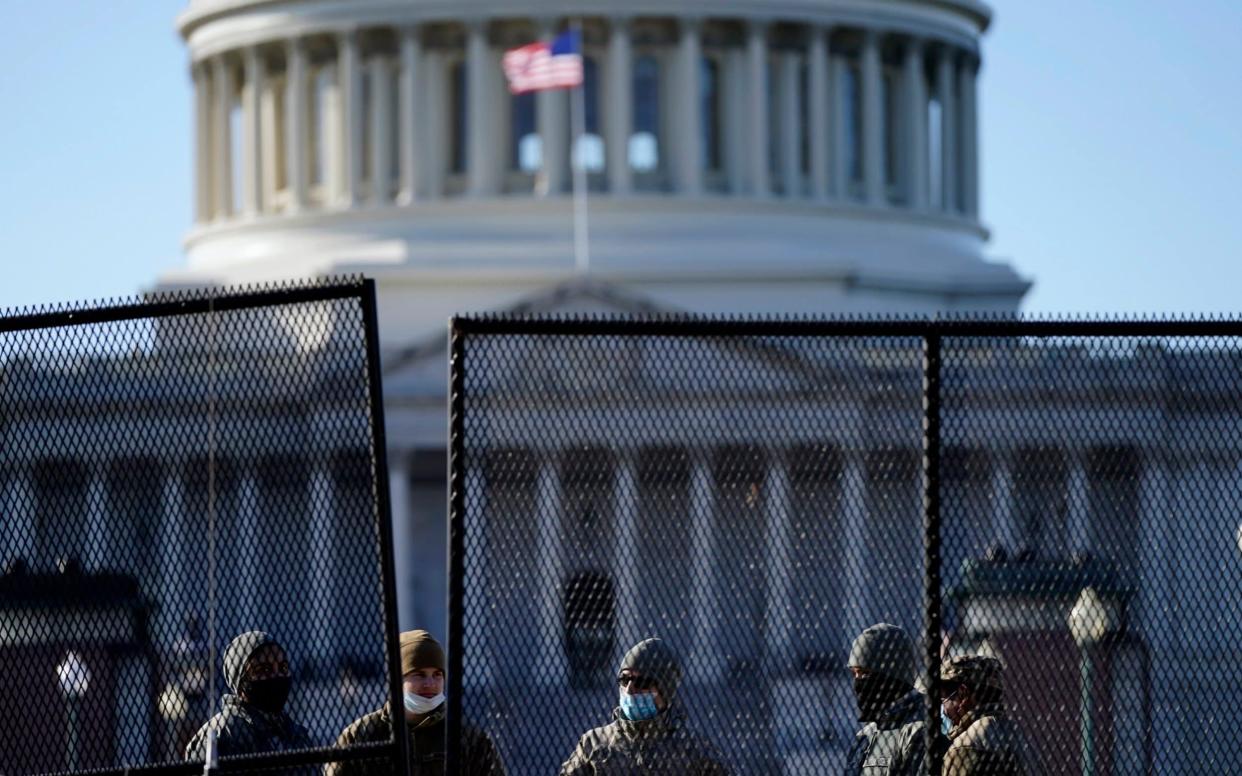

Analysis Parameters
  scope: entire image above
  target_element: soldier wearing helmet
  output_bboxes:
[844,623,929,775]
[938,655,1039,776]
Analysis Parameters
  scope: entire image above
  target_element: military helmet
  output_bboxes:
[939,654,1004,696]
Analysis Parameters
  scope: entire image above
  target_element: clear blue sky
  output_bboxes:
[1,1,1239,314]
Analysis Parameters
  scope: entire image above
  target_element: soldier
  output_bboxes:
[560,638,730,775]
[938,654,1038,776]
[185,630,313,760]
[844,623,928,775]
[327,630,504,776]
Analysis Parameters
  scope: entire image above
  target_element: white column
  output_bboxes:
[259,69,280,211]
[777,51,802,198]
[3,470,36,567]
[397,27,421,205]
[605,17,633,195]
[84,467,109,573]
[536,459,567,683]
[674,18,703,195]
[763,458,794,669]
[115,658,150,766]
[389,455,416,631]
[211,56,233,220]
[193,63,212,223]
[841,453,870,643]
[285,38,309,212]
[1138,454,1170,648]
[991,453,1020,552]
[338,31,362,207]
[688,455,723,683]
[1067,451,1091,555]
[157,469,186,649]
[860,30,885,207]
[903,38,928,210]
[466,21,496,197]
[808,28,830,200]
[537,22,569,196]
[319,63,342,202]
[830,50,850,198]
[958,54,979,217]
[746,21,770,197]
[611,455,640,652]
[241,47,263,217]
[935,45,958,213]
[368,55,394,205]
[308,466,335,664]
[236,473,259,625]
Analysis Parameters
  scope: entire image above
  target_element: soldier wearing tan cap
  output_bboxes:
[937,655,1039,776]
[328,630,505,776]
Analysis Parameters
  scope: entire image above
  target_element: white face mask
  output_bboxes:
[403,691,445,715]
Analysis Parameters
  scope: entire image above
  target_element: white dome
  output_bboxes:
[168,0,1026,335]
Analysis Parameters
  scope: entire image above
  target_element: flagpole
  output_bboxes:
[569,19,590,274]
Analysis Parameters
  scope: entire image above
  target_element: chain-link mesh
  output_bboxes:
[451,319,1242,775]
[0,280,403,776]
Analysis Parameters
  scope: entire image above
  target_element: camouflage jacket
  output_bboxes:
[844,689,928,776]
[324,705,504,776]
[184,694,313,760]
[943,703,1038,776]
[560,707,730,775]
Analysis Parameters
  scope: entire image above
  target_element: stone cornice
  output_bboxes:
[179,0,987,59]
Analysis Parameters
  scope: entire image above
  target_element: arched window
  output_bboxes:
[700,57,722,173]
[573,57,605,173]
[630,55,660,174]
[511,91,539,172]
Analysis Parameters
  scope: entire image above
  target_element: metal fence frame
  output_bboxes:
[1,278,409,776]
[446,314,1242,775]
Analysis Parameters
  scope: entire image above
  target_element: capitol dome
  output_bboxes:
[170,0,1027,331]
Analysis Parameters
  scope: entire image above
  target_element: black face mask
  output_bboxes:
[240,675,292,714]
[853,674,910,723]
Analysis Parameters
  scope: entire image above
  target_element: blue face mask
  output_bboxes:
[619,691,660,721]
[941,706,953,735]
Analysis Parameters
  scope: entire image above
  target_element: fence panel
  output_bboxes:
[0,280,404,776]
[450,324,926,774]
[451,318,1242,776]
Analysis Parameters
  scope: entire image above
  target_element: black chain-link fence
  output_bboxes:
[0,280,406,776]
[449,317,1242,775]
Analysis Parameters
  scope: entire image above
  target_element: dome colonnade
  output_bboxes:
[179,0,987,230]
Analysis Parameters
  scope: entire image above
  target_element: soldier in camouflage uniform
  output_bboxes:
[327,630,504,776]
[185,630,313,760]
[560,638,730,775]
[844,623,930,775]
[938,655,1039,776]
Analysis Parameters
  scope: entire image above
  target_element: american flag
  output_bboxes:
[502,30,583,94]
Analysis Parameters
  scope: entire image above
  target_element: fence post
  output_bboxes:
[361,279,411,776]
[922,331,943,776]
[446,317,468,776]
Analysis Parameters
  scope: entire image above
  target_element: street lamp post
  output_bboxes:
[56,651,92,772]
[1068,587,1119,776]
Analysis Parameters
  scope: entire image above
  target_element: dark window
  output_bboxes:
[511,91,538,172]
[701,57,722,172]
[843,63,863,187]
[450,61,467,174]
[631,55,660,172]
